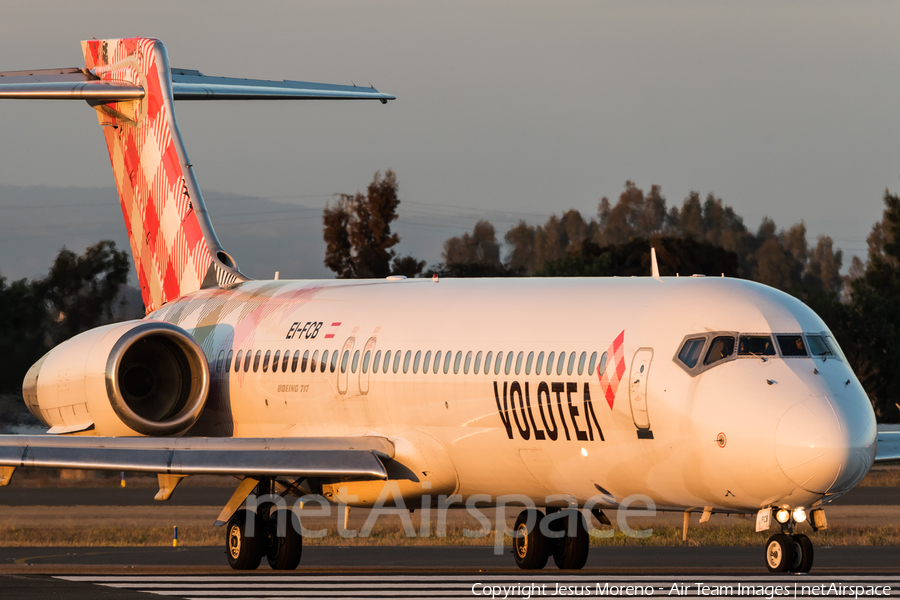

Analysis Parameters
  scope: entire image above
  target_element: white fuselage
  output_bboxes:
[147,276,877,513]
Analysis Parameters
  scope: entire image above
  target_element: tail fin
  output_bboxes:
[83,38,238,312]
[0,37,394,313]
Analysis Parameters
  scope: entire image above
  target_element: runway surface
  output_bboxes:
[1,547,900,599]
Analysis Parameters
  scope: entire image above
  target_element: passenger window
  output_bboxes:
[292,350,299,373]
[403,350,412,373]
[577,352,586,376]
[413,350,421,374]
[738,335,776,357]
[394,350,402,374]
[282,351,290,373]
[515,352,523,375]
[382,351,391,374]
[494,351,503,375]
[505,352,513,375]
[482,351,491,375]
[598,351,608,375]
[433,351,441,374]
[310,350,318,373]
[526,352,534,375]
[588,352,597,376]
[443,351,452,374]
[254,350,262,372]
[301,350,309,373]
[777,335,808,357]
[567,352,576,376]
[677,338,705,368]
[464,351,472,374]
[234,350,243,373]
[474,351,482,374]
[225,349,234,373]
[557,352,566,376]
[216,350,225,373]
[806,335,833,359]
[546,352,555,376]
[244,350,253,372]
[454,351,462,374]
[351,350,360,373]
[373,350,382,373]
[263,350,271,372]
[423,351,432,373]
[536,352,544,375]
[341,350,350,374]
[363,350,371,373]
[330,350,339,373]
[704,336,735,366]
[272,350,281,373]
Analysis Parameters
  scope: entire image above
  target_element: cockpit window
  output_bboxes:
[677,337,705,369]
[806,334,834,359]
[777,335,808,357]
[704,336,735,366]
[738,335,776,357]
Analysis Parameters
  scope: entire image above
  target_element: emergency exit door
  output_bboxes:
[629,348,654,439]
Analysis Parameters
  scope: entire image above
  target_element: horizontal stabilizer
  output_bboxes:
[875,430,900,463]
[0,67,394,103]
[0,68,143,101]
[171,69,395,102]
[0,435,393,480]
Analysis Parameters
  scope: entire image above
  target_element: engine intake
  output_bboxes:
[23,320,209,436]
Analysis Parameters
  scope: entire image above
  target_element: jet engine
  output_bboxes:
[22,320,209,436]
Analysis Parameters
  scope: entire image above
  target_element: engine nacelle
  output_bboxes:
[22,320,209,436]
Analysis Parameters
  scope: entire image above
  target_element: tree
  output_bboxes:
[323,170,407,279]
[0,240,133,392]
[442,220,502,269]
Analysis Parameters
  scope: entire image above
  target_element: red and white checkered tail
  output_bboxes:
[82,38,247,313]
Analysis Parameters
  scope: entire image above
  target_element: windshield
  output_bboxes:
[738,335,776,356]
[777,335,808,357]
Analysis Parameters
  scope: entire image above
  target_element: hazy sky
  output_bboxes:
[0,1,898,280]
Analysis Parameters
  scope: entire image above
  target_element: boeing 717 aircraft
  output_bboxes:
[0,38,897,574]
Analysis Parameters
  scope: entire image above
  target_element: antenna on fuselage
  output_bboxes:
[650,247,660,280]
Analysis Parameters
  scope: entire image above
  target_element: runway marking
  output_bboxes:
[54,574,900,600]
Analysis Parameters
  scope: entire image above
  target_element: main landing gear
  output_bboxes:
[224,480,303,571]
[513,508,590,570]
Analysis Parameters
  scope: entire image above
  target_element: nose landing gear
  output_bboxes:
[765,532,813,573]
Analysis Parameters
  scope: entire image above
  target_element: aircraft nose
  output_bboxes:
[774,395,875,494]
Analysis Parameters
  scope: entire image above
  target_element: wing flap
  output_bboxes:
[0,435,392,480]
[875,430,900,463]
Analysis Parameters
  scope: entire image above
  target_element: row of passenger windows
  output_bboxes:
[677,332,837,370]
[214,347,606,378]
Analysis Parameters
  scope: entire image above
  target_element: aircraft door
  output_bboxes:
[337,337,355,395]
[359,337,377,395]
[629,348,654,439]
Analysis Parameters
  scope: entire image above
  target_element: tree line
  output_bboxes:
[323,172,900,422]
[0,240,136,392]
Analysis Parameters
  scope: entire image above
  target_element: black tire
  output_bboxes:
[266,509,303,570]
[765,533,793,573]
[513,509,548,570]
[226,509,262,570]
[550,509,590,570]
[789,534,814,573]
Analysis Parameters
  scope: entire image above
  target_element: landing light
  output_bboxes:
[793,507,807,523]
[775,509,791,524]
[581,448,588,457]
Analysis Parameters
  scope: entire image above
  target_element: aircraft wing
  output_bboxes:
[875,430,900,463]
[0,435,392,482]
[0,68,395,102]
